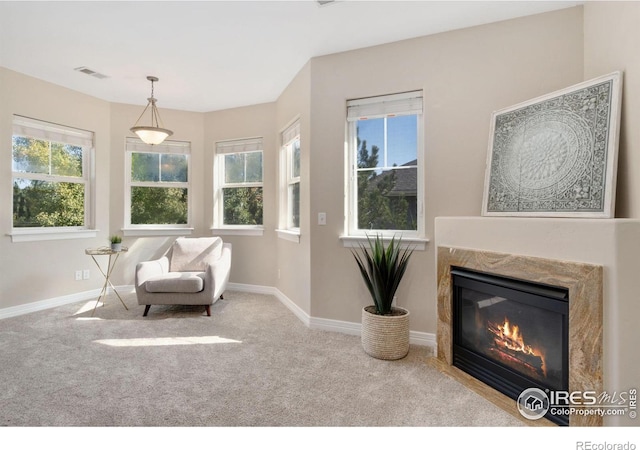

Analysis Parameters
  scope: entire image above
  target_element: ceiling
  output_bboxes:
[0,0,582,113]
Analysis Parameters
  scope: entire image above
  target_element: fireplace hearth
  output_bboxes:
[451,267,569,425]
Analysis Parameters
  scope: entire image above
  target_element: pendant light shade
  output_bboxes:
[130,76,173,145]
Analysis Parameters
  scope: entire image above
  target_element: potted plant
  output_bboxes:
[110,234,122,252]
[352,234,415,360]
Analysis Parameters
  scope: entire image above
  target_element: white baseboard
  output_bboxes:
[409,330,437,348]
[310,316,361,336]
[0,288,102,320]
[310,315,436,347]
[227,282,275,295]
[1,282,437,350]
[228,282,436,349]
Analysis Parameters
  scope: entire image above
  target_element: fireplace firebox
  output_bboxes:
[451,267,569,426]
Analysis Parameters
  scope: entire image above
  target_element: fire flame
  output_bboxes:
[497,319,534,355]
[489,317,547,378]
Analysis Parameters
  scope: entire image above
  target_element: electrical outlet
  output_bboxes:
[83,269,90,280]
[318,212,327,225]
[75,270,82,281]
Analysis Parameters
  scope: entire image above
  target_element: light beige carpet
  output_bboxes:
[0,289,524,427]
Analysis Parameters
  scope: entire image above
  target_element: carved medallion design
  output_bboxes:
[483,73,621,217]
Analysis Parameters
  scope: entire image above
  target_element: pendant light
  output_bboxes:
[130,76,173,145]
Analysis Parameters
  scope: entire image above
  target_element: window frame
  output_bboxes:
[212,137,264,236]
[9,115,96,242]
[343,91,426,246]
[277,119,301,242]
[124,137,192,236]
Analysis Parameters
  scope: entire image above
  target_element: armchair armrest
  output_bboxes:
[135,256,169,287]
[204,243,232,299]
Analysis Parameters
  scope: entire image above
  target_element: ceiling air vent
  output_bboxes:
[74,66,109,79]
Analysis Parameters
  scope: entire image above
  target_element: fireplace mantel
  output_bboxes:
[433,216,640,427]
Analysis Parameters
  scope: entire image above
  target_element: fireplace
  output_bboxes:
[435,245,603,426]
[451,267,569,425]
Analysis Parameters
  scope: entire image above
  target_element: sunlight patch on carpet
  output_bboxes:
[73,301,104,316]
[94,336,242,347]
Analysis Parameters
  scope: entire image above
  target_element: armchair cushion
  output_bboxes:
[170,237,223,272]
[145,272,205,293]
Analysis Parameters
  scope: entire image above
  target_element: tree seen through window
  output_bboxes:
[129,151,189,225]
[355,115,418,231]
[12,136,85,227]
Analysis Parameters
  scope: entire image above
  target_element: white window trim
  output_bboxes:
[213,137,264,236]
[276,228,300,243]
[124,138,192,235]
[211,226,264,237]
[344,91,425,243]
[278,118,301,240]
[8,228,99,243]
[122,227,194,237]
[10,115,96,242]
[339,234,428,251]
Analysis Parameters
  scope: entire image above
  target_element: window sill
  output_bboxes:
[9,228,99,243]
[339,235,429,251]
[122,227,194,237]
[276,229,300,243]
[211,227,264,237]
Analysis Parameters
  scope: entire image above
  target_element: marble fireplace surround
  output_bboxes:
[432,216,640,427]
[436,245,603,427]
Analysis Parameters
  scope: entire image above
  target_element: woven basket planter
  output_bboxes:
[361,305,410,360]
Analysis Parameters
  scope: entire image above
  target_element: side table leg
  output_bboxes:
[91,254,109,316]
[88,251,129,316]
[105,253,129,310]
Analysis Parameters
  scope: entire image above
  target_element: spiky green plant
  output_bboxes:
[109,234,122,244]
[352,234,414,315]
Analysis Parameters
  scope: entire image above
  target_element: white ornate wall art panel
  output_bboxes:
[482,71,623,218]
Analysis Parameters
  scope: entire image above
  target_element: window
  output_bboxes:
[125,138,191,233]
[214,138,263,234]
[11,115,95,241]
[279,120,300,237]
[345,91,424,239]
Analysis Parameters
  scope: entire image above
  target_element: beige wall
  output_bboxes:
[574,4,640,424]
[0,68,112,308]
[275,62,312,314]
[307,7,584,331]
[204,103,278,288]
[584,1,640,218]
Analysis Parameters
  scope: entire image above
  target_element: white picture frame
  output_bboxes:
[482,71,623,218]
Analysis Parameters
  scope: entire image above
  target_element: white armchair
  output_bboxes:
[135,237,231,317]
